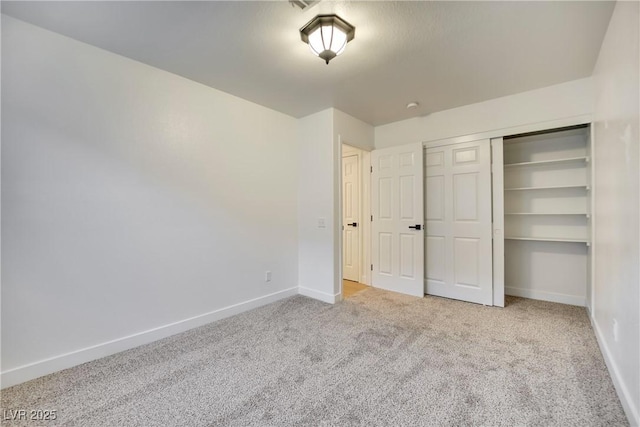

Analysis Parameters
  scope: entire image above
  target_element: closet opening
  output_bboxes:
[501,124,592,307]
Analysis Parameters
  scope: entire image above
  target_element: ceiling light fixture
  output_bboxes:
[300,14,355,64]
[406,102,420,109]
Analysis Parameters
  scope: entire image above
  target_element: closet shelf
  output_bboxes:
[505,236,590,244]
[504,185,589,191]
[504,156,589,168]
[505,212,590,217]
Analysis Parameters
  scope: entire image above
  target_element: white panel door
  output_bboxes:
[342,154,360,282]
[371,143,424,297]
[425,139,493,305]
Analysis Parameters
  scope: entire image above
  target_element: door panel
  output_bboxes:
[379,233,392,275]
[425,236,446,283]
[342,154,360,282]
[454,173,479,221]
[345,229,353,264]
[399,233,416,278]
[454,238,480,287]
[379,178,392,219]
[425,176,444,220]
[425,139,493,305]
[371,143,424,297]
[399,176,415,218]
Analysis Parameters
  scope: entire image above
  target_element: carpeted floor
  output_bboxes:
[1,288,628,426]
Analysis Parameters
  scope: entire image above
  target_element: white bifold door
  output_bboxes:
[424,139,493,305]
[371,143,424,297]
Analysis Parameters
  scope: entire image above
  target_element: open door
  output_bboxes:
[342,153,360,282]
[371,143,424,297]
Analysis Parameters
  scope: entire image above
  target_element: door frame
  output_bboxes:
[491,137,505,307]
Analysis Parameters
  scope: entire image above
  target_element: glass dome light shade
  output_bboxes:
[300,14,355,64]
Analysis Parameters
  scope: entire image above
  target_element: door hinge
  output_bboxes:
[370,264,373,271]
[370,166,373,173]
[371,215,373,221]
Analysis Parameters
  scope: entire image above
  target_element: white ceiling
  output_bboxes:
[1,1,615,126]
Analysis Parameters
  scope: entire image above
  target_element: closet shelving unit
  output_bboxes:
[501,124,592,306]
[503,126,591,245]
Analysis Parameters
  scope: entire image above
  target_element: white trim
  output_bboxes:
[505,286,585,307]
[588,123,596,315]
[590,315,640,426]
[0,287,298,389]
[491,137,505,307]
[338,137,345,298]
[336,135,343,299]
[298,286,342,304]
[423,114,592,149]
[361,151,372,286]
[341,144,360,156]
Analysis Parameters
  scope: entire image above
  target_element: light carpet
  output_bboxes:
[1,288,628,426]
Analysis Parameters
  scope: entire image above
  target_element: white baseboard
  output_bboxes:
[1,287,298,389]
[298,286,341,304]
[505,286,585,307]
[590,314,639,426]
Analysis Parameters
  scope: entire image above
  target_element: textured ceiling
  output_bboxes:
[1,1,615,126]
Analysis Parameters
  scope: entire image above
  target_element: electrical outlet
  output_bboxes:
[317,218,326,228]
[613,318,619,342]
[265,271,272,282]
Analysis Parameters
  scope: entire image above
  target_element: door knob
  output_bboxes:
[347,222,358,227]
[408,224,422,230]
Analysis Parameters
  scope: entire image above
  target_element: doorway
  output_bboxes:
[342,153,360,282]
[341,144,371,298]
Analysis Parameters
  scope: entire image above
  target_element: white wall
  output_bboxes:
[298,109,374,301]
[504,241,588,306]
[1,16,299,387]
[297,109,337,302]
[375,78,594,148]
[334,109,375,152]
[591,2,640,424]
